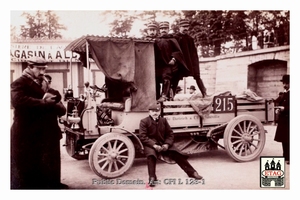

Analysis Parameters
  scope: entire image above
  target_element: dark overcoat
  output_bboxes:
[139,116,184,158]
[11,75,66,189]
[174,33,200,78]
[154,34,189,78]
[274,90,290,143]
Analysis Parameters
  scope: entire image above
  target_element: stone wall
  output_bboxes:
[199,46,290,98]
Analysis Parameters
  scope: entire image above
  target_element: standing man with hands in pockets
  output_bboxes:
[11,56,68,189]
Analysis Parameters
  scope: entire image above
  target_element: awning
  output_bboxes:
[64,35,154,53]
[64,35,156,111]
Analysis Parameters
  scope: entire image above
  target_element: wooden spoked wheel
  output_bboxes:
[89,132,135,178]
[224,115,266,162]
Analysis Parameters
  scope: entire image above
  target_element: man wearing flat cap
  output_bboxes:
[274,74,290,164]
[173,19,207,98]
[11,56,67,189]
[139,102,203,187]
[154,21,189,102]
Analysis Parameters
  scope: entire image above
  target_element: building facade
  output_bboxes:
[10,39,105,98]
[10,39,290,101]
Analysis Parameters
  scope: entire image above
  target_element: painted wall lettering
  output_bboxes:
[10,43,80,62]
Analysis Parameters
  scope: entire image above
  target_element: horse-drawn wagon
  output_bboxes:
[60,36,274,179]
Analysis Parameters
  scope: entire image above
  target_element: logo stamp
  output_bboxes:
[260,156,285,188]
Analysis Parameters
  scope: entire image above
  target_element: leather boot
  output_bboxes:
[195,78,207,98]
[129,82,138,92]
[188,171,203,180]
[148,177,158,187]
[157,79,171,102]
[168,88,174,101]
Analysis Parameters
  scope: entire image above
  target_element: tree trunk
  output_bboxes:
[214,40,221,56]
[245,35,249,49]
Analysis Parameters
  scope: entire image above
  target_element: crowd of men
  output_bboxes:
[144,19,207,102]
[138,19,207,187]
[10,18,289,189]
[140,19,290,187]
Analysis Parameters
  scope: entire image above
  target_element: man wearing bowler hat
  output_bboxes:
[11,56,68,189]
[274,74,290,164]
[173,19,207,98]
[139,102,203,187]
[154,21,189,102]
[188,85,197,95]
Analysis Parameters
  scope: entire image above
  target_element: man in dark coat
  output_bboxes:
[11,56,67,189]
[154,21,189,102]
[274,74,290,164]
[139,102,203,187]
[173,19,207,98]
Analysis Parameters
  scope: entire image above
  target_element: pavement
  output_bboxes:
[9,108,291,191]
[59,124,290,190]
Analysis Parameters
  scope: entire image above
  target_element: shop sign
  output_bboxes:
[10,43,80,62]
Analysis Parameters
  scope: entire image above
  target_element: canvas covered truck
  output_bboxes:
[59,36,275,179]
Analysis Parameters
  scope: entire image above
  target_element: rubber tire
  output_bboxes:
[224,115,266,162]
[89,132,135,178]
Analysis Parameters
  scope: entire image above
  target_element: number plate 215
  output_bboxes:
[213,96,236,113]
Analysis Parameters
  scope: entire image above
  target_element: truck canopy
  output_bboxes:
[65,35,156,111]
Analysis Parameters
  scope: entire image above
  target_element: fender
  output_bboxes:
[110,126,144,152]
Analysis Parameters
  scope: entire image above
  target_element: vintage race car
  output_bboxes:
[60,36,274,179]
